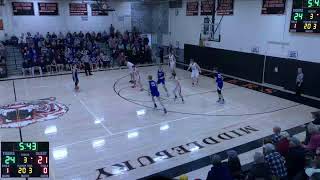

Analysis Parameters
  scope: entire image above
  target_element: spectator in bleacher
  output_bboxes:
[15,28,146,77]
[58,32,64,40]
[0,56,5,66]
[22,46,28,60]
[246,152,272,180]
[38,57,46,73]
[276,131,290,157]
[45,56,52,73]
[96,32,102,42]
[272,126,282,144]
[227,150,242,180]
[159,46,164,63]
[144,44,152,64]
[306,112,320,144]
[22,59,31,76]
[312,112,320,125]
[56,55,64,72]
[101,52,111,68]
[49,58,58,73]
[79,31,84,39]
[0,43,6,57]
[90,53,98,70]
[52,32,57,39]
[33,57,43,76]
[46,32,51,40]
[26,32,33,46]
[37,35,44,51]
[168,44,173,54]
[110,24,115,35]
[19,33,26,48]
[304,124,320,152]
[263,143,288,180]
[206,154,233,180]
[117,51,125,65]
[286,137,306,179]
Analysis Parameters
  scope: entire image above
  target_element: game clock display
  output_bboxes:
[290,0,320,33]
[1,142,49,178]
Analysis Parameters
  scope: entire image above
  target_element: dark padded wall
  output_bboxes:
[184,44,264,83]
[184,44,320,98]
[265,56,320,98]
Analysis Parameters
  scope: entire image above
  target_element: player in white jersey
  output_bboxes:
[172,72,184,103]
[132,65,143,91]
[187,59,201,86]
[165,51,176,79]
[125,60,134,83]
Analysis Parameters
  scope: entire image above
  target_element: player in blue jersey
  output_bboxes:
[148,75,167,114]
[157,65,169,97]
[214,69,224,103]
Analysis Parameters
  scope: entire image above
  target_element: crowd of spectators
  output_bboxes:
[203,111,320,180]
[18,25,153,76]
[0,42,7,78]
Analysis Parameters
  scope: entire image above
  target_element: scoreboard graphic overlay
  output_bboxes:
[1,142,49,178]
[290,0,320,33]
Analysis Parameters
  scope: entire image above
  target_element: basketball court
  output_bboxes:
[0,65,317,179]
[0,0,320,179]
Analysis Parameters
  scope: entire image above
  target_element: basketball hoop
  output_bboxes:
[94,0,115,12]
[201,22,221,42]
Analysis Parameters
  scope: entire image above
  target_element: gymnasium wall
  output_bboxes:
[166,0,320,63]
[184,44,320,98]
[184,44,265,83]
[0,0,132,39]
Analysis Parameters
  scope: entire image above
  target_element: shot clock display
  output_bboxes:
[1,142,49,178]
[290,0,320,33]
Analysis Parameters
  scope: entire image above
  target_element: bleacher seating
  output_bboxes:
[4,28,154,77]
[0,42,8,78]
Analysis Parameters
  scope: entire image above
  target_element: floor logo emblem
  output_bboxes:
[0,97,68,128]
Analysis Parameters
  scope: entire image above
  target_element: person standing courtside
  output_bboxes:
[72,64,79,91]
[296,68,304,96]
[82,53,92,76]
[159,46,164,64]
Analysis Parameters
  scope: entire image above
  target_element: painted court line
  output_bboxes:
[52,107,230,150]
[72,90,114,136]
[54,109,258,172]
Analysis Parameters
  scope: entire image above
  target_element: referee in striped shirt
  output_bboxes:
[296,68,304,96]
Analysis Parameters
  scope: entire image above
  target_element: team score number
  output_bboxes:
[42,167,48,174]
[18,167,33,174]
[293,13,303,20]
[37,155,48,164]
[304,23,317,30]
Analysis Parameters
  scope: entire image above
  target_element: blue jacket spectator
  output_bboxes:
[206,155,233,180]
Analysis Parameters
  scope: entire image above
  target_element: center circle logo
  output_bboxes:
[0,97,68,128]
